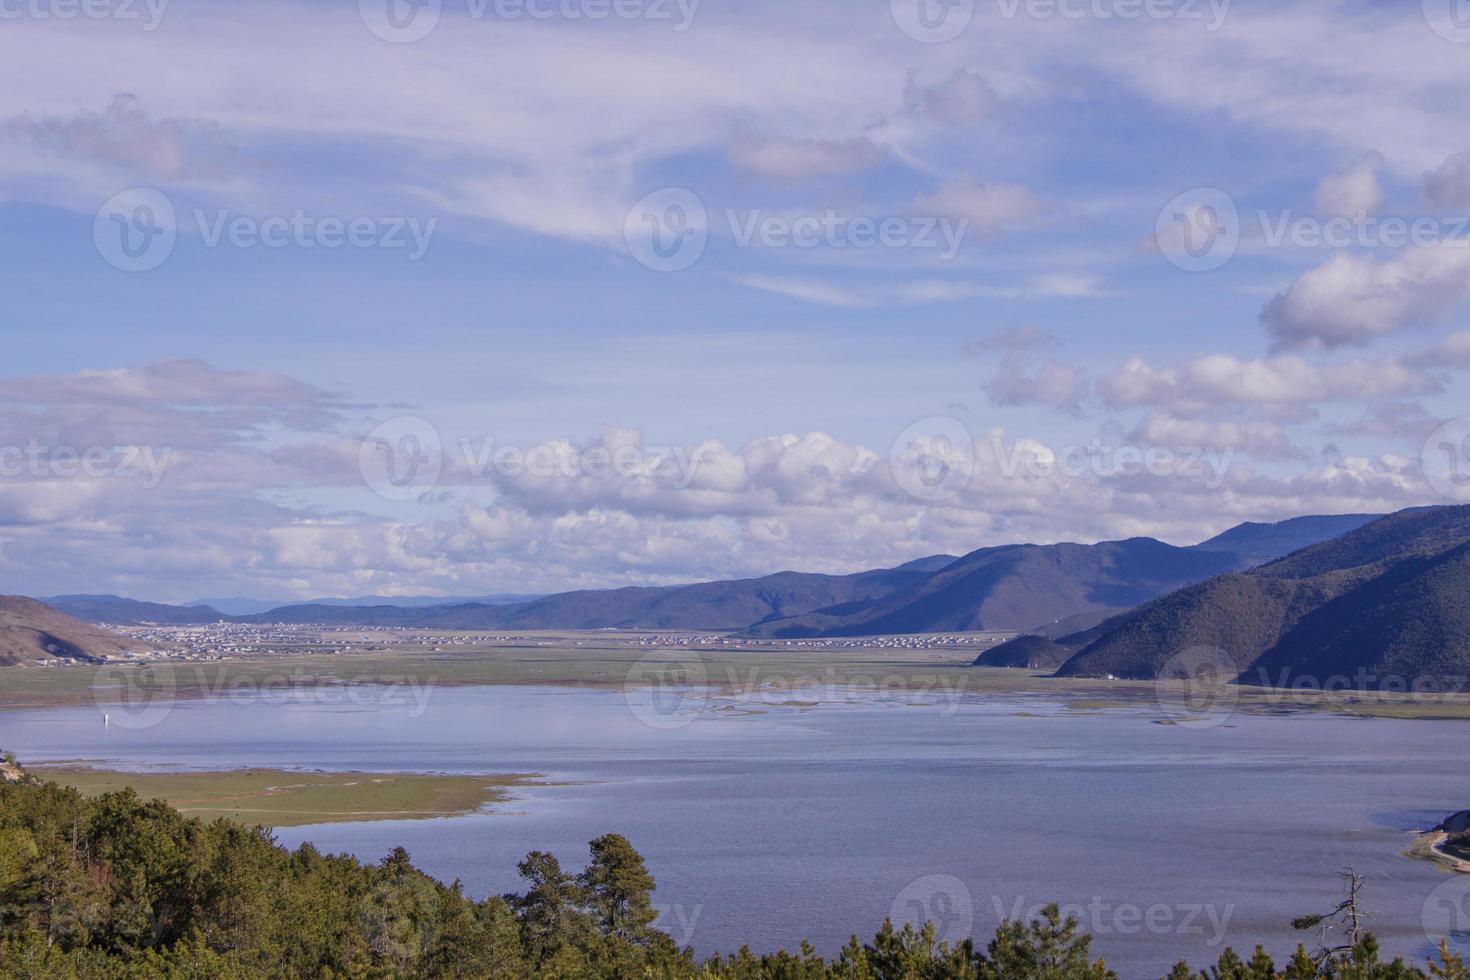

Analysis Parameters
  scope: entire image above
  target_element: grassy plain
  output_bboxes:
[31,766,535,827]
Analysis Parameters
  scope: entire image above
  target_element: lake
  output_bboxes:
[3,682,1468,977]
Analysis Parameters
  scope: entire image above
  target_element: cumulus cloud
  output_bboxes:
[986,355,1085,415]
[0,362,1450,601]
[1313,152,1384,217]
[1261,245,1470,350]
[728,136,886,181]
[1,94,235,181]
[1133,413,1297,460]
[1405,330,1470,369]
[1097,353,1437,413]
[913,180,1043,238]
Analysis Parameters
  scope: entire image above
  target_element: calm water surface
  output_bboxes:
[3,684,1467,977]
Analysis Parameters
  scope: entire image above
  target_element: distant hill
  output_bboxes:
[1036,505,1470,687]
[40,511,1378,637]
[45,595,226,626]
[0,596,158,666]
[744,538,1245,637]
[1187,513,1381,565]
[195,594,544,615]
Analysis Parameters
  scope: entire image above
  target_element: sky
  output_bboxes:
[2,0,1470,602]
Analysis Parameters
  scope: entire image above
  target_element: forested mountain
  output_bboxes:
[982,506,1470,688]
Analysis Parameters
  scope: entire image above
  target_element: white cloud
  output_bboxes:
[913,180,1042,238]
[1261,245,1470,350]
[1313,152,1384,217]
[1,94,236,182]
[1097,353,1437,413]
[987,355,1084,415]
[728,136,887,181]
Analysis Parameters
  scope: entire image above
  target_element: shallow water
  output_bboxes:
[4,684,1468,977]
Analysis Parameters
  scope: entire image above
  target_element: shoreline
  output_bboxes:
[4,641,1470,721]
[1406,830,1470,874]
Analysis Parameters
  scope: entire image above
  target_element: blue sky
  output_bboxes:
[1,0,1469,600]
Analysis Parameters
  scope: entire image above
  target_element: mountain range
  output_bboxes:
[41,513,1379,636]
[979,505,1470,687]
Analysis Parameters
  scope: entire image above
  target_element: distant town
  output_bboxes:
[65,622,1016,664]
